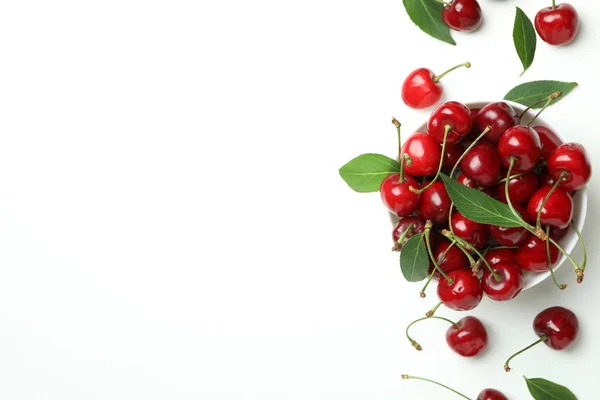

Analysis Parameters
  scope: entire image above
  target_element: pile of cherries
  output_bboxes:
[384,95,591,311]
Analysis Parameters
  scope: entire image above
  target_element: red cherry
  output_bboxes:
[485,248,517,267]
[482,262,524,301]
[477,389,508,400]
[442,144,463,169]
[401,62,470,109]
[548,143,592,191]
[451,212,488,249]
[401,133,442,176]
[419,181,451,225]
[489,204,529,246]
[498,125,542,172]
[392,217,426,249]
[496,171,540,204]
[533,126,562,160]
[516,234,560,272]
[475,102,519,143]
[457,173,494,197]
[550,225,569,241]
[429,238,469,276]
[463,107,481,142]
[540,170,556,187]
[445,316,488,357]
[527,186,573,229]
[442,0,483,32]
[505,306,579,372]
[535,3,580,46]
[428,101,472,145]
[437,270,483,311]
[460,141,502,187]
[380,174,421,217]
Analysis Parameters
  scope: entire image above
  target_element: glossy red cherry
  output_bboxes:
[442,0,483,32]
[498,125,542,172]
[475,102,519,143]
[442,144,463,169]
[401,62,470,109]
[457,173,494,197]
[540,170,556,187]
[451,212,489,250]
[437,270,483,311]
[489,204,529,246]
[380,174,421,217]
[460,141,501,187]
[550,225,569,241]
[392,216,426,249]
[419,181,451,225]
[516,234,560,272]
[477,389,508,400]
[496,171,540,204]
[482,262,524,301]
[527,186,573,229]
[428,101,472,145]
[445,316,488,357]
[548,143,592,191]
[463,107,481,142]
[505,306,579,372]
[485,248,517,267]
[535,3,580,46]
[401,133,442,176]
[533,126,562,160]
[429,238,469,276]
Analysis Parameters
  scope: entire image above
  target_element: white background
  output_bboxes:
[0,0,597,399]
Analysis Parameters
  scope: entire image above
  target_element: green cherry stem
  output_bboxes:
[489,245,519,251]
[443,230,499,281]
[552,0,556,10]
[497,171,527,184]
[448,203,455,233]
[526,92,562,127]
[546,225,567,290]
[397,223,414,245]
[505,158,540,237]
[504,336,548,372]
[548,236,583,280]
[572,221,587,278]
[426,301,443,317]
[535,171,568,231]
[518,91,561,119]
[405,316,460,351]
[432,62,471,83]
[450,125,492,178]
[412,125,451,194]
[420,241,456,298]
[425,224,453,284]
[401,375,471,400]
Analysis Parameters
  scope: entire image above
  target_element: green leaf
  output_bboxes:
[524,377,577,400]
[504,81,578,108]
[339,153,400,193]
[440,174,524,228]
[513,7,536,76]
[403,0,456,45]
[400,233,429,282]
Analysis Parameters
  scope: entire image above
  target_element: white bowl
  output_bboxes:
[390,101,587,291]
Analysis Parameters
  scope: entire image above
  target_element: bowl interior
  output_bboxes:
[390,101,587,291]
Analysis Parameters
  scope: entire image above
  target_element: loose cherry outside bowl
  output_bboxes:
[388,100,587,291]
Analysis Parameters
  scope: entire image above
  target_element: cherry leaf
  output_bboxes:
[339,153,400,193]
[513,7,537,76]
[504,81,578,108]
[403,0,456,46]
[400,233,429,282]
[524,377,577,400]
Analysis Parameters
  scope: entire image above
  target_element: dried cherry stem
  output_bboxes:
[526,92,562,126]
[519,91,561,119]
[497,171,527,184]
[443,230,500,281]
[450,125,492,177]
[535,171,568,231]
[571,221,587,283]
[401,375,471,400]
[426,301,443,317]
[425,224,453,284]
[546,225,567,290]
[504,336,547,372]
[405,316,460,351]
[505,158,540,237]
[411,125,451,194]
[420,241,456,297]
[432,62,471,83]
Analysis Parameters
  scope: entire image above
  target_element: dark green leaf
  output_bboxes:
[403,0,456,45]
[440,174,524,228]
[524,377,577,400]
[339,153,400,193]
[513,7,536,76]
[400,233,429,282]
[504,81,578,108]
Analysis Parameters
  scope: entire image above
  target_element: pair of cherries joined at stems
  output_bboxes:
[384,92,591,310]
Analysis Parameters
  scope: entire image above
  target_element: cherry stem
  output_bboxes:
[399,153,408,183]
[393,117,401,157]
[527,92,562,127]
[433,62,471,83]
[426,301,443,317]
[536,172,566,230]
[489,245,519,251]
[443,230,499,281]
[571,221,587,277]
[504,336,547,372]
[497,171,527,184]
[450,125,492,178]
[448,203,455,233]
[406,316,460,351]
[412,125,451,194]
[552,0,556,9]
[401,375,471,400]
[505,158,537,236]
[548,236,582,279]
[397,222,414,245]
[519,91,561,119]
[420,241,456,297]
[546,225,567,290]
[425,227,453,284]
